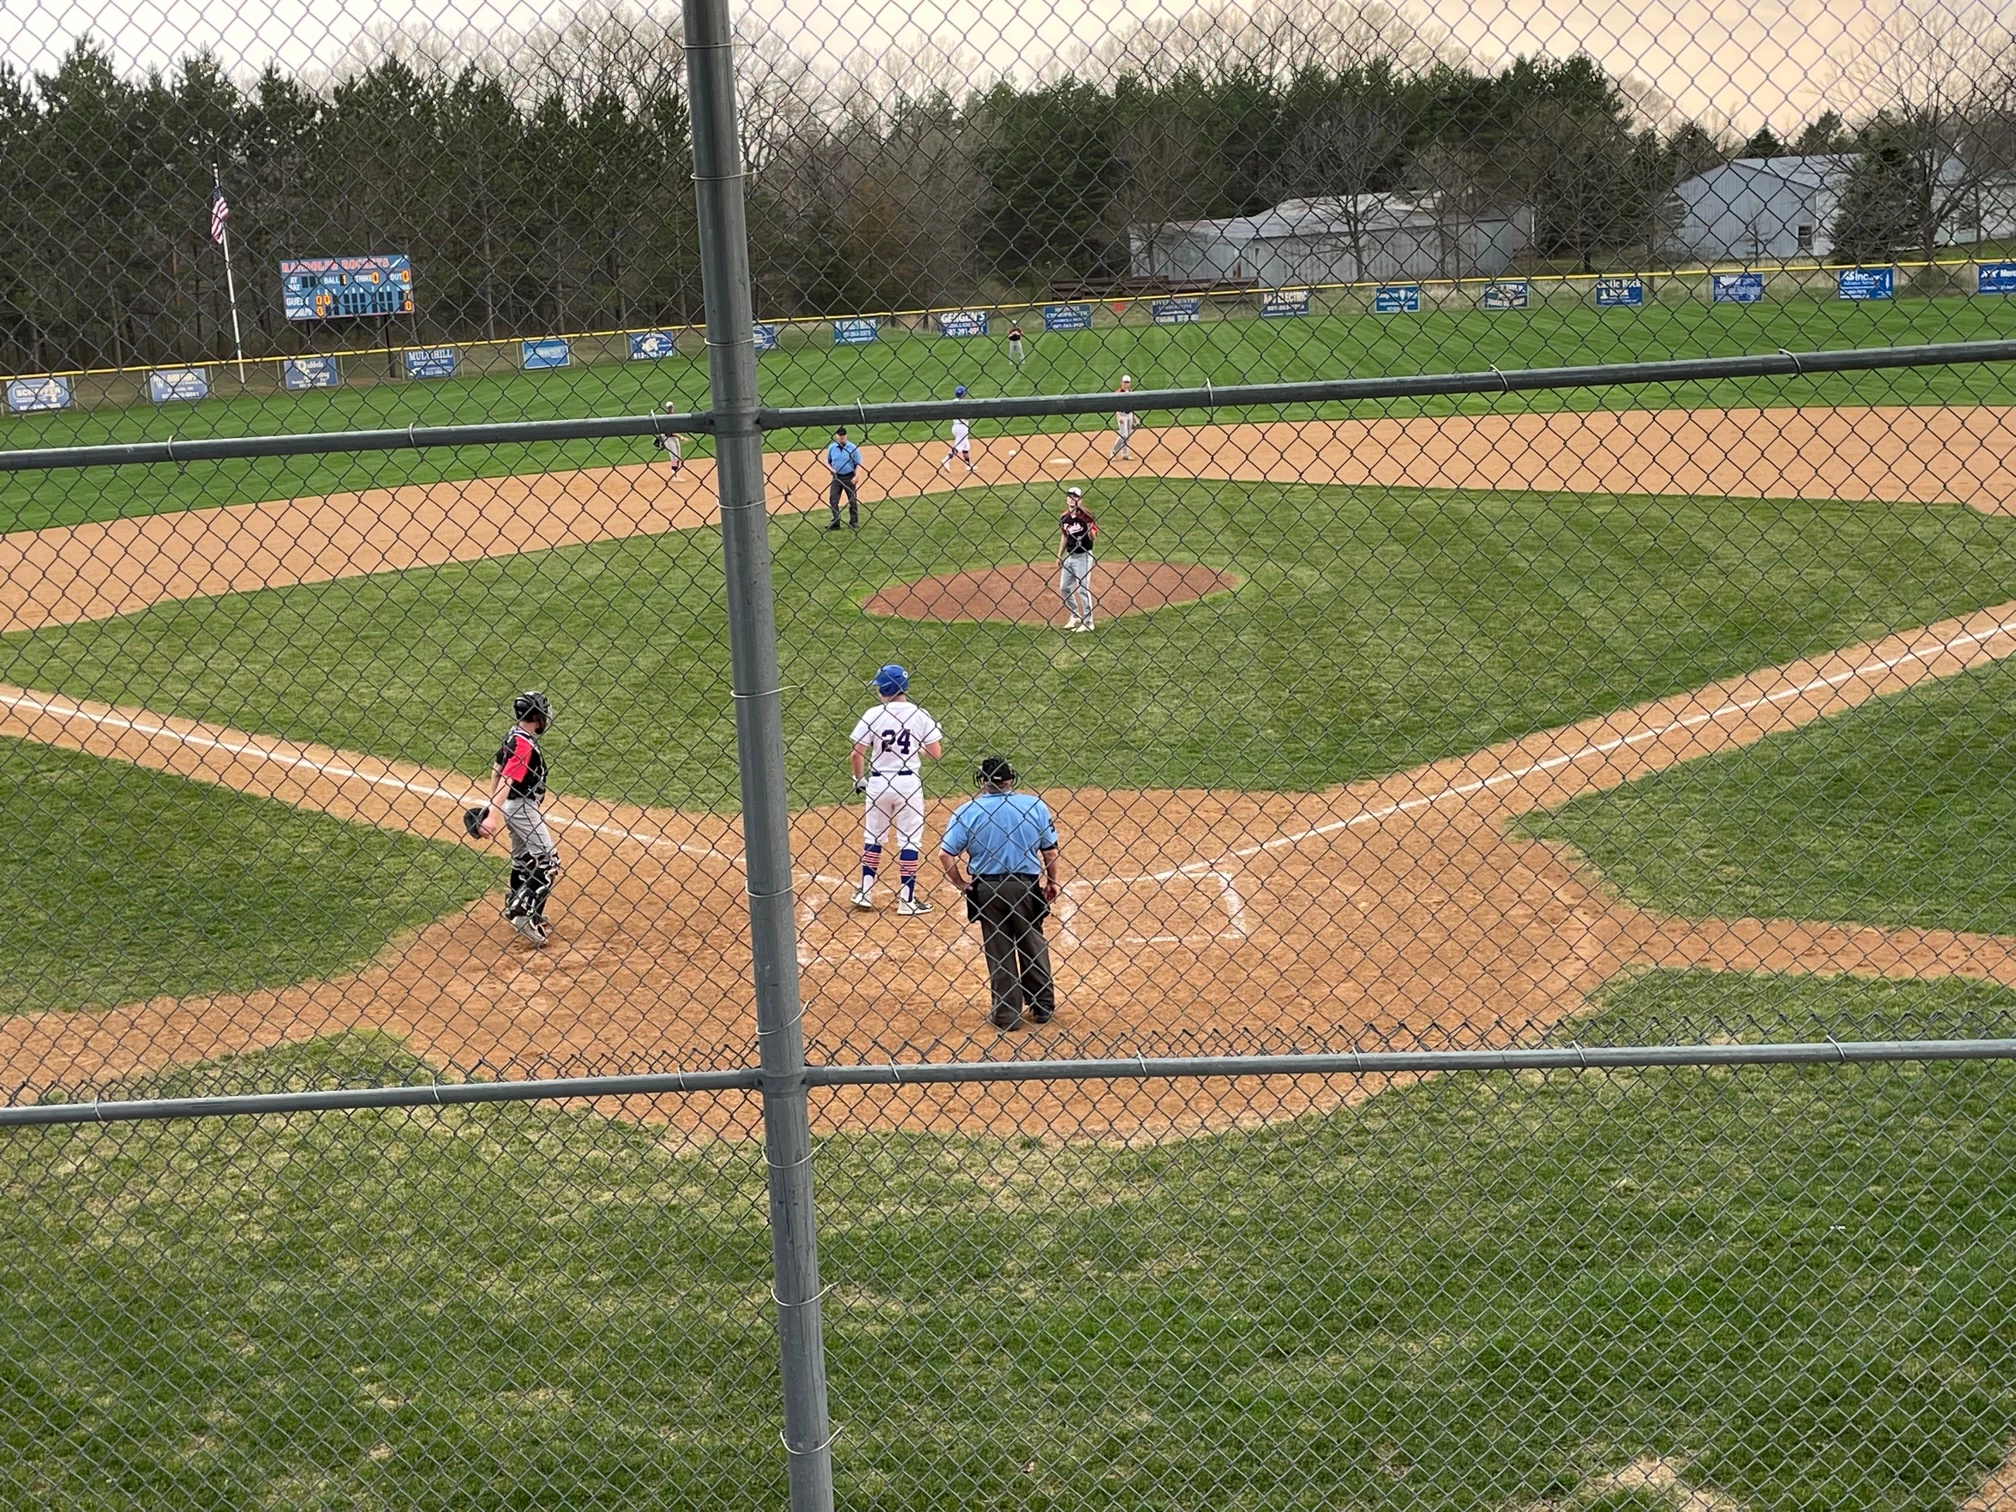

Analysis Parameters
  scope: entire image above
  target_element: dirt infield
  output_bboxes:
[9,408,2016,1138]
[7,403,2016,633]
[861,559,1240,625]
[7,596,2016,1138]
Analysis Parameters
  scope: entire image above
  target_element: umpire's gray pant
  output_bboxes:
[971,873,1056,1023]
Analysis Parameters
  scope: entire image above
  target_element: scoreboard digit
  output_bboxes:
[280,255,416,322]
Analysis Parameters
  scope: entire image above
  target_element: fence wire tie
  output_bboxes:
[1573,1041,1588,1069]
[1490,364,1509,393]
[765,1144,814,1172]
[1827,1033,1847,1063]
[1780,348,1805,375]
[771,1279,835,1309]
[782,1423,842,1456]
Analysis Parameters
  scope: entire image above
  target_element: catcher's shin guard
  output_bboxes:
[505,862,533,919]
[526,851,561,917]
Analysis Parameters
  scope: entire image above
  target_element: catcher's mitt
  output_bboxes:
[462,805,490,839]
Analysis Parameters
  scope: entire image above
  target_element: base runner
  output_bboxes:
[848,664,945,915]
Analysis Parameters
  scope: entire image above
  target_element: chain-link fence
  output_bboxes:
[8,0,2016,1505]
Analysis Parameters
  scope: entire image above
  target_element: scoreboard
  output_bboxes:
[281,255,414,321]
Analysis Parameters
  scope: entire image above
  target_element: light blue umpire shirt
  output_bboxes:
[826,437,862,476]
[941,791,1058,877]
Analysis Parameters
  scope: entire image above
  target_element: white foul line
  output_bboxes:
[1129,611,2016,884]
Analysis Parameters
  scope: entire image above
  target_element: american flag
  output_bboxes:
[209,183,230,245]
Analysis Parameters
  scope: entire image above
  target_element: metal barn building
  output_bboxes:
[1128,195,1533,286]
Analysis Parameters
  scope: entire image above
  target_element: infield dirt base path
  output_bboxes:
[7,403,2016,632]
[7,596,2016,1138]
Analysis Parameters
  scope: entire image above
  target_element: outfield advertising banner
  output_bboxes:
[1042,303,1093,331]
[1978,263,2016,294]
[522,337,571,370]
[1150,297,1203,324]
[752,324,780,351]
[282,356,340,390]
[6,375,72,412]
[1712,272,1766,304]
[628,330,678,359]
[937,311,989,337]
[404,347,458,379]
[1374,285,1422,314]
[833,318,878,345]
[1594,277,1644,308]
[1259,289,1311,318]
[146,367,210,404]
[1837,267,1895,301]
[1481,280,1529,310]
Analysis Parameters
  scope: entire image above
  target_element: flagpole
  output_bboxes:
[213,164,247,385]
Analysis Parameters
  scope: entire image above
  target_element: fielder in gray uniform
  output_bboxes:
[476,690,561,947]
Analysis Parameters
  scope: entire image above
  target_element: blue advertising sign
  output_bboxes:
[1711,272,1765,304]
[628,330,678,359]
[1978,263,2016,294]
[1594,277,1644,308]
[521,337,571,370]
[404,347,458,380]
[1042,303,1093,332]
[146,367,210,404]
[1151,297,1203,324]
[1374,285,1422,314]
[752,324,780,351]
[6,376,72,413]
[937,310,989,337]
[1482,280,1529,310]
[1259,288,1311,318]
[833,318,879,345]
[1837,267,1894,301]
[280,254,414,321]
[282,356,340,390]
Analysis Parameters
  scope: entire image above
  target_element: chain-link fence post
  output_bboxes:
[683,2,834,1506]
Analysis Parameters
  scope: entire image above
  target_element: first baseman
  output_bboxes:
[940,385,974,472]
[849,664,944,914]
[1108,374,1135,459]
[473,690,561,947]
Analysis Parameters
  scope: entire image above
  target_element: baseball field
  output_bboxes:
[7,300,2016,1504]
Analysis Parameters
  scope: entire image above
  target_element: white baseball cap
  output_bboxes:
[664,400,677,411]
[1065,486,1083,497]
[1120,373,1132,383]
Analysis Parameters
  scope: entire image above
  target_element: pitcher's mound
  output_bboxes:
[863,559,1241,626]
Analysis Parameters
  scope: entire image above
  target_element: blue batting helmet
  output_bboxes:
[874,664,909,696]
[954,384,967,397]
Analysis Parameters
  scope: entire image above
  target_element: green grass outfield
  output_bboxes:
[9,737,495,1017]
[7,295,2016,533]
[8,480,2016,812]
[4,970,2014,1510]
[1521,655,2016,938]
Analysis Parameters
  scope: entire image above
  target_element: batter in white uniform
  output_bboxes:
[849,663,945,914]
[940,384,974,472]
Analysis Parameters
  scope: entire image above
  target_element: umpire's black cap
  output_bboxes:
[976,755,1016,787]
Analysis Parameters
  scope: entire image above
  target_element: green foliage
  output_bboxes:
[5,970,2016,1507]
[1519,655,2016,937]
[5,736,496,1015]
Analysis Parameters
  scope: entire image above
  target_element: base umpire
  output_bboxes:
[938,756,1063,1031]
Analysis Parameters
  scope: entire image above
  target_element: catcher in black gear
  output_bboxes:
[467,691,560,947]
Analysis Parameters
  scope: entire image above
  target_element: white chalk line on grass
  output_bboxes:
[1129,611,2016,886]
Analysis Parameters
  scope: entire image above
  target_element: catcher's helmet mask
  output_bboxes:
[513,690,551,727]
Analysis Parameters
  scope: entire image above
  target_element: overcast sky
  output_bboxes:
[0,0,1923,132]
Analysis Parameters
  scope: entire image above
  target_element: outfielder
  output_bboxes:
[470,690,561,947]
[1006,320,1025,368]
[940,385,974,472]
[848,664,944,914]
[1108,374,1135,459]
[658,400,682,476]
[1058,485,1098,631]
